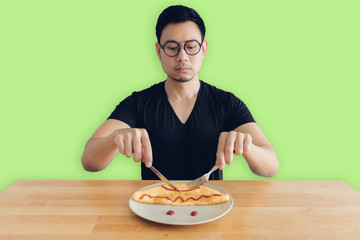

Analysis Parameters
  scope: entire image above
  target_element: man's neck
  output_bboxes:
[164,77,200,102]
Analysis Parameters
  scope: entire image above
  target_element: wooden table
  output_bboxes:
[0,180,360,239]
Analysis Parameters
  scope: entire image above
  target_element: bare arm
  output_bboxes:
[81,119,153,172]
[216,122,279,177]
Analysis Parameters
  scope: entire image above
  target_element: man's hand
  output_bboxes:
[216,131,253,170]
[113,128,153,167]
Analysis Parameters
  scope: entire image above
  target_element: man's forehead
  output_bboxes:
[160,21,202,43]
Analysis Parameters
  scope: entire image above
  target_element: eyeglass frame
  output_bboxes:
[158,39,204,57]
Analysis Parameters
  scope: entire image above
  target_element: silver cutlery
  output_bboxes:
[149,166,180,192]
[186,165,219,189]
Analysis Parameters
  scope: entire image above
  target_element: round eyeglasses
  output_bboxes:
[159,40,203,57]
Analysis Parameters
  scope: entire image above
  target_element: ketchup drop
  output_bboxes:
[166,210,174,215]
[191,211,198,216]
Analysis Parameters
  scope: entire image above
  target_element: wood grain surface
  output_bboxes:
[0,180,360,239]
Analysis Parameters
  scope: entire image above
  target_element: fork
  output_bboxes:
[186,165,219,189]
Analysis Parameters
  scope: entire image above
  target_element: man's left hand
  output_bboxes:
[216,131,253,170]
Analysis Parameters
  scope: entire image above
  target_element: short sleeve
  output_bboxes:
[225,93,255,131]
[107,93,137,128]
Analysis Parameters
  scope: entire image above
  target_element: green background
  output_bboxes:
[1,0,359,192]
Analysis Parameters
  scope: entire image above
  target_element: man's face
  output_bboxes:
[156,21,208,83]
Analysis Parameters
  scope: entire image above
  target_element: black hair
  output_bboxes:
[155,5,206,43]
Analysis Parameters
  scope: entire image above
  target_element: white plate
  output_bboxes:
[129,180,233,225]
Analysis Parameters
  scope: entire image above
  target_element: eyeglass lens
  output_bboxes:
[163,40,201,57]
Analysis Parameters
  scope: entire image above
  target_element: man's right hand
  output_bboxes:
[112,128,153,167]
[82,120,153,172]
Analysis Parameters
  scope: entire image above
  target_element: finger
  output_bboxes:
[141,130,153,167]
[113,134,125,155]
[224,132,236,165]
[132,131,142,162]
[243,133,252,154]
[234,133,245,156]
[216,132,227,170]
[216,153,225,170]
[124,132,133,158]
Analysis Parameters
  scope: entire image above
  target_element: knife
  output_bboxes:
[149,166,180,192]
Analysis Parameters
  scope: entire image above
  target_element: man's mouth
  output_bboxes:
[175,63,192,71]
[175,66,191,72]
[176,67,188,71]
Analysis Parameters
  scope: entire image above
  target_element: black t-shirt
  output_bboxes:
[108,80,255,180]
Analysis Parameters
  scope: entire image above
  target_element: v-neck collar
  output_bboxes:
[163,80,203,125]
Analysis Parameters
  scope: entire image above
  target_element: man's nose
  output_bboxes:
[176,46,189,62]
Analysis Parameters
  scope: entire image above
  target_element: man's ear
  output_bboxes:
[155,42,161,60]
[201,40,208,58]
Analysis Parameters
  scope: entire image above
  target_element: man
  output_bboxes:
[81,5,279,180]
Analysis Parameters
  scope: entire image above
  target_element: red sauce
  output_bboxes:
[162,185,200,192]
[139,185,222,203]
[140,193,222,203]
[167,210,174,215]
[191,211,198,216]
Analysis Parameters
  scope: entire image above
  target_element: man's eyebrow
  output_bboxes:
[163,39,199,44]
